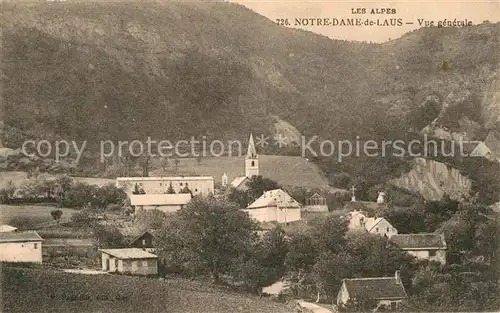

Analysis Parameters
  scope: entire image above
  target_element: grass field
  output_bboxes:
[0,204,78,226]
[150,155,330,189]
[2,266,292,313]
[0,171,114,189]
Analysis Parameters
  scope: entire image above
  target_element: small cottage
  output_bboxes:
[302,192,328,212]
[337,271,407,310]
[364,217,398,238]
[99,248,158,276]
[391,233,447,265]
[0,230,43,263]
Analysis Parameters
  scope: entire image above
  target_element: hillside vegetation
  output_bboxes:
[2,1,499,146]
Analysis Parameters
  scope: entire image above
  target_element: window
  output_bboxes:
[159,183,163,186]
[180,183,183,186]
[386,227,389,232]
[142,260,148,267]
[139,183,143,186]
[376,227,379,232]
[142,239,146,246]
[429,250,436,257]
[132,261,138,269]
[34,243,38,249]
[251,161,255,167]
[195,188,198,192]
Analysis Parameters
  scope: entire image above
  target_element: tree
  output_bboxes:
[135,208,170,231]
[227,187,249,208]
[93,225,127,248]
[0,180,16,204]
[50,209,63,224]
[308,215,348,253]
[91,184,128,211]
[285,233,318,272]
[166,182,176,194]
[156,196,258,283]
[180,185,193,196]
[245,176,280,202]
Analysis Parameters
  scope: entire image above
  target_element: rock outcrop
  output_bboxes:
[390,158,472,201]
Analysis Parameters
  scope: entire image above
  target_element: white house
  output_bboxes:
[116,176,214,196]
[244,189,301,224]
[346,212,398,238]
[337,271,407,310]
[129,193,192,213]
[99,248,158,276]
[391,233,447,265]
[0,230,43,263]
[364,217,398,238]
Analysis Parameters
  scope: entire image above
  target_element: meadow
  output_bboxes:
[2,266,293,313]
[0,204,78,224]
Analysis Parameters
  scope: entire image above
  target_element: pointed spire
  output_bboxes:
[246,133,257,159]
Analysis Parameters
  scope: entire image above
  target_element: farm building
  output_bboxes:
[99,248,158,276]
[116,176,214,196]
[0,230,44,263]
[244,189,301,224]
[129,193,192,213]
[337,271,407,310]
[391,233,447,265]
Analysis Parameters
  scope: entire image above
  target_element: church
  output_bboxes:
[225,133,260,190]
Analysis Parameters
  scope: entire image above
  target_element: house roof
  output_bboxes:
[230,176,248,189]
[129,230,154,245]
[129,194,192,206]
[484,130,500,157]
[364,217,388,232]
[0,230,43,243]
[390,233,447,250]
[309,192,326,199]
[0,224,18,232]
[343,277,407,300]
[247,189,301,209]
[99,248,158,259]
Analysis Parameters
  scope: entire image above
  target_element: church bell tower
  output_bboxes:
[245,133,259,178]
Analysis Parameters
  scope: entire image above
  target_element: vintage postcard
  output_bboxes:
[1,0,499,312]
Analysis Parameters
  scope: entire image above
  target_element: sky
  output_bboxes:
[232,0,500,42]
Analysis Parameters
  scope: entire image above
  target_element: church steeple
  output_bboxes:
[245,133,259,178]
[246,133,258,159]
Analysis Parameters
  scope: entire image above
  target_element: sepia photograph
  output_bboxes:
[0,0,499,312]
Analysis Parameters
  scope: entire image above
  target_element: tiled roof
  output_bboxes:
[247,189,301,209]
[343,277,406,300]
[99,248,157,259]
[230,176,248,188]
[484,130,500,157]
[129,194,192,206]
[0,230,43,243]
[390,233,446,249]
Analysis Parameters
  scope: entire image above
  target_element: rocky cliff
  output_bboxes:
[390,157,472,201]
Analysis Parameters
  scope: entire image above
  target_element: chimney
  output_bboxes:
[395,270,401,284]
